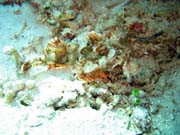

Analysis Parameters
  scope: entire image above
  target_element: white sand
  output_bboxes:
[0,2,180,135]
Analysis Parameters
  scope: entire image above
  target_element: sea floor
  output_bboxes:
[0,1,180,135]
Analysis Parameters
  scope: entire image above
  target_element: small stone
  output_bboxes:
[5,92,16,103]
[3,45,15,55]
[46,19,57,25]
[131,107,151,131]
[63,91,78,103]
[25,80,36,90]
[98,56,108,67]
[96,97,104,105]
[107,48,116,60]
[99,103,109,114]
[139,90,146,98]
[3,81,13,91]
[56,10,76,21]
[0,76,9,87]
[12,80,25,91]
[16,91,33,106]
[61,28,73,36]
[150,104,159,114]
[78,97,86,107]
[151,90,162,97]
[0,87,3,97]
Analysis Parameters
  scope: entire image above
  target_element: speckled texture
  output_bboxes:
[0,1,180,135]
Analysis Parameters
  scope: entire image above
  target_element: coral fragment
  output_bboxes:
[79,68,108,83]
[47,63,68,70]
[45,37,68,64]
[88,31,102,44]
[129,22,144,33]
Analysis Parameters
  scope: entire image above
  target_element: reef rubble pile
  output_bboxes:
[0,0,180,135]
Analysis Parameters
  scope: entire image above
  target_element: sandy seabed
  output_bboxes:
[0,1,180,135]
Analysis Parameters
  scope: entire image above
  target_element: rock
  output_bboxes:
[25,80,36,90]
[55,10,76,21]
[12,80,25,91]
[131,107,151,132]
[3,81,13,91]
[0,87,3,97]
[44,37,68,64]
[3,45,15,55]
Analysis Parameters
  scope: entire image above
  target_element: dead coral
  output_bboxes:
[2,0,23,6]
[79,68,109,83]
[88,31,102,44]
[45,37,68,64]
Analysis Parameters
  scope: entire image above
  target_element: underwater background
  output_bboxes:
[0,0,180,135]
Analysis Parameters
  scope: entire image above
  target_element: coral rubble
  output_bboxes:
[1,0,180,134]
